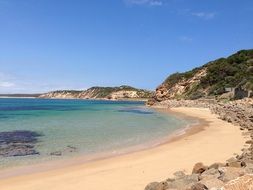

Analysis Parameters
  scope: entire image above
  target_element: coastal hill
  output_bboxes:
[39,85,153,100]
[144,49,253,190]
[149,49,253,104]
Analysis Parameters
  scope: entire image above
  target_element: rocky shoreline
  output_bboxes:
[145,98,253,190]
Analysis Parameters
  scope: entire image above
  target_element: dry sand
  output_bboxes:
[0,107,248,190]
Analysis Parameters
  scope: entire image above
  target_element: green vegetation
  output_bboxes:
[163,49,253,99]
[54,90,82,94]
[201,49,253,95]
[41,85,153,99]
[163,68,203,89]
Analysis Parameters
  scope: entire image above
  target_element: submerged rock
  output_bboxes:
[66,145,78,152]
[0,130,42,157]
[1,145,39,157]
[50,151,62,156]
[50,145,78,156]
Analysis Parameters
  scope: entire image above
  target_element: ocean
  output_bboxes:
[0,98,192,168]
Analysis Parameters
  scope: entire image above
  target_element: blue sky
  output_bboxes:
[0,0,252,93]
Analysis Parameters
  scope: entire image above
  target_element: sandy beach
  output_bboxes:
[0,107,248,190]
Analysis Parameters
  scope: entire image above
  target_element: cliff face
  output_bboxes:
[39,86,153,100]
[149,49,253,104]
[39,91,82,99]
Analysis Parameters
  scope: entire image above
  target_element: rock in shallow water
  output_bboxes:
[0,130,42,157]
[49,145,78,156]
[50,151,62,156]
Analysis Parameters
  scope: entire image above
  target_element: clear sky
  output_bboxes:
[0,0,252,93]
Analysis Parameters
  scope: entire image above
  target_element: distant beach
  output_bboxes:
[0,96,36,99]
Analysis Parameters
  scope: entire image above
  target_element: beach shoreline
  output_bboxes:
[0,107,248,190]
[0,107,203,179]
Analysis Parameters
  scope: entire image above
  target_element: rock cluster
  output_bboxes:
[0,130,42,157]
[147,99,216,108]
[210,101,253,131]
[50,145,78,156]
[145,159,253,190]
[209,100,253,164]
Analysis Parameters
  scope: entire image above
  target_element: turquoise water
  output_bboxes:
[0,98,190,168]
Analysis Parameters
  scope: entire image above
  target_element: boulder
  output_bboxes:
[192,163,208,174]
[145,182,159,190]
[226,157,237,163]
[245,162,253,174]
[240,161,247,167]
[222,174,253,190]
[166,178,175,183]
[146,99,156,106]
[200,178,224,189]
[189,183,208,190]
[227,162,242,168]
[154,85,169,102]
[167,174,199,190]
[208,162,226,170]
[218,167,246,183]
[173,171,186,179]
[246,140,253,144]
[199,168,220,180]
[144,182,168,190]
[226,157,242,168]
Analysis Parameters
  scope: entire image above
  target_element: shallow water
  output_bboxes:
[0,98,192,168]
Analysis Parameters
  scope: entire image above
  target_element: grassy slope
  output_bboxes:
[87,85,152,98]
